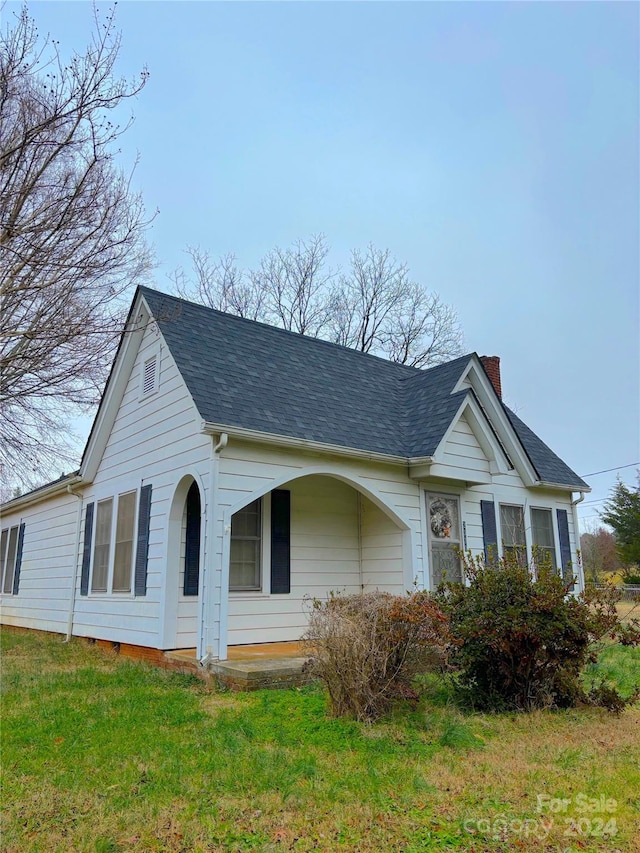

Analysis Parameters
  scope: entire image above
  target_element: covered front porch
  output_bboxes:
[164,467,418,660]
[222,473,412,650]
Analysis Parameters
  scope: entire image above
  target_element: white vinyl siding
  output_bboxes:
[360,495,404,592]
[439,414,491,479]
[0,493,79,633]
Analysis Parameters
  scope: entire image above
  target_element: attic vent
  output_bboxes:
[142,355,157,395]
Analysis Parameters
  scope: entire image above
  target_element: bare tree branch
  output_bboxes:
[170,247,265,320]
[253,234,334,335]
[174,237,464,370]
[327,244,463,367]
[0,5,154,489]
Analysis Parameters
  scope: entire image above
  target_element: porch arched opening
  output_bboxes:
[163,474,205,649]
[219,469,416,656]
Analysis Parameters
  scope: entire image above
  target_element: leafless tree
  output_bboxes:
[254,234,334,335]
[0,6,153,488]
[174,238,463,366]
[171,247,265,320]
[328,245,463,368]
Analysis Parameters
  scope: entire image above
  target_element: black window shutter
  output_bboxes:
[271,489,291,594]
[480,500,498,565]
[12,523,25,595]
[183,482,201,596]
[134,484,153,596]
[557,509,573,589]
[80,502,94,596]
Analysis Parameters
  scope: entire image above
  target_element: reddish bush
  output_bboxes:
[303,590,451,721]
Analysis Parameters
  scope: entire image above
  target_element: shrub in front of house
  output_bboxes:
[433,551,640,713]
[303,590,452,721]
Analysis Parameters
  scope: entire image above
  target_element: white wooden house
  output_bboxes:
[0,288,590,662]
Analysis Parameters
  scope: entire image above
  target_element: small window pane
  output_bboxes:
[92,499,113,593]
[231,500,261,538]
[3,527,18,594]
[429,496,460,540]
[230,539,260,588]
[500,505,527,567]
[113,492,136,593]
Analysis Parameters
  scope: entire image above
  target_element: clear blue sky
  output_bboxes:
[7,1,639,527]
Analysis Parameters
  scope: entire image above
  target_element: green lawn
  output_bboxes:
[1,627,639,852]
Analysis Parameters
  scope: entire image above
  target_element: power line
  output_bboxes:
[580,462,639,477]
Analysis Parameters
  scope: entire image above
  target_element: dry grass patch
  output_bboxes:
[616,599,640,624]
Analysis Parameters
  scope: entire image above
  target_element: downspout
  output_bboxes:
[571,491,586,593]
[65,484,84,642]
[213,433,229,456]
[199,432,228,667]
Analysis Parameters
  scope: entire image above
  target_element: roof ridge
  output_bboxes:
[139,286,469,377]
[398,352,475,384]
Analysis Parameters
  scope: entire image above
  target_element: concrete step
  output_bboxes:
[211,656,311,691]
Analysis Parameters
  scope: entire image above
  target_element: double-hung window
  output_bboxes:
[499,504,527,567]
[530,507,557,571]
[229,498,262,591]
[91,491,137,594]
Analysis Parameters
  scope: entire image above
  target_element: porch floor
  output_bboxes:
[165,640,305,663]
[163,641,310,691]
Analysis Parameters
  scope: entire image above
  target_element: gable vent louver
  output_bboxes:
[142,355,157,395]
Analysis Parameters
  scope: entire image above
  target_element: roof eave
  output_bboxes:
[1,473,83,514]
[200,421,408,466]
[534,480,592,494]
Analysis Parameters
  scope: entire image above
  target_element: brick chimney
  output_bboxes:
[480,355,502,399]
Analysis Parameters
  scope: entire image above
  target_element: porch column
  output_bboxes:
[199,434,228,660]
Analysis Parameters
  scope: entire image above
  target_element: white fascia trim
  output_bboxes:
[1,474,84,513]
[453,356,539,487]
[80,298,149,482]
[535,480,592,494]
[200,421,407,466]
[431,393,511,474]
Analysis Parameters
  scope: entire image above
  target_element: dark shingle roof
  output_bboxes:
[140,287,587,489]
[504,408,589,490]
